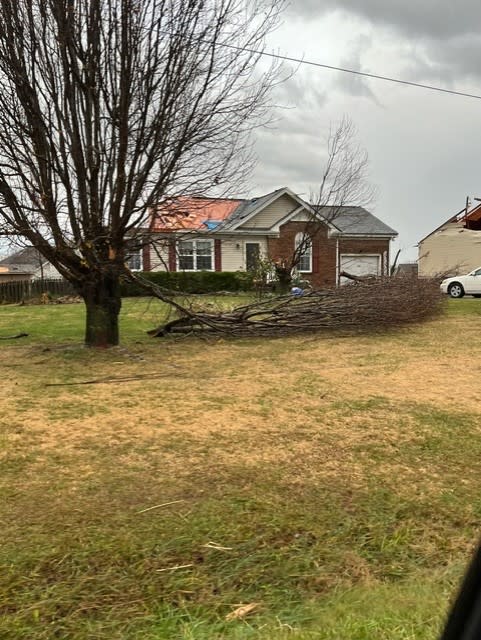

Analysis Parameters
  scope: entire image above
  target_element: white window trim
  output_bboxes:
[295,232,312,273]
[177,238,214,272]
[126,248,143,271]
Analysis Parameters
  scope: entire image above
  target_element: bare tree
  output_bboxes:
[312,116,375,215]
[0,0,284,346]
[274,116,375,290]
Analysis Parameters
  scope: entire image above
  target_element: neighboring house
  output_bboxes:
[419,203,481,276]
[395,262,419,277]
[143,187,398,287]
[0,247,61,282]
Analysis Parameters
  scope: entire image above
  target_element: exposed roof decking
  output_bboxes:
[150,197,244,232]
[418,203,481,245]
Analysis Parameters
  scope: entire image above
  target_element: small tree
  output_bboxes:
[273,116,375,291]
[0,0,283,346]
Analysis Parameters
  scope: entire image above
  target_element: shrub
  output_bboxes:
[121,270,255,296]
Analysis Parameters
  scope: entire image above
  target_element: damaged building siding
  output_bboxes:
[419,222,481,276]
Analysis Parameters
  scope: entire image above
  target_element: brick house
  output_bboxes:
[141,187,397,287]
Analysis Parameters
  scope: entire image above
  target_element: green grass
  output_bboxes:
[0,294,254,345]
[444,296,481,316]
[0,297,479,639]
[0,297,173,345]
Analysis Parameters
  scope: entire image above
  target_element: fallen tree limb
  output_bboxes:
[45,373,172,387]
[339,270,375,282]
[147,277,444,338]
[126,270,231,335]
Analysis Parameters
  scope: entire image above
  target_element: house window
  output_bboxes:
[178,239,213,271]
[126,248,142,271]
[295,232,312,273]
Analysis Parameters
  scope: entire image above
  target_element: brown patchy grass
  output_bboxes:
[1,298,481,638]
[4,313,477,458]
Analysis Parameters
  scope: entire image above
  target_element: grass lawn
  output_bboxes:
[1,296,481,639]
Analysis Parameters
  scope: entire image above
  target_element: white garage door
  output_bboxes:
[340,255,380,284]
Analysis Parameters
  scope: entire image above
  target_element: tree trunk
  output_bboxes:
[80,269,122,348]
[275,265,292,294]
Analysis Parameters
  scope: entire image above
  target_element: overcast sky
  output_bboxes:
[1,2,478,263]
[251,0,481,261]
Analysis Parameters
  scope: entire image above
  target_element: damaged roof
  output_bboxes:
[150,196,244,232]
[149,190,286,233]
[149,190,397,237]
[419,202,481,244]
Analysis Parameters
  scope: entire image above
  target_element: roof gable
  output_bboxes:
[216,188,288,231]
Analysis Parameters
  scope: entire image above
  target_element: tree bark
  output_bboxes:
[275,265,292,293]
[80,269,122,348]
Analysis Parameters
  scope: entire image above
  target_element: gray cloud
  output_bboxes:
[286,2,481,88]
[253,81,333,194]
[252,4,481,264]
[335,35,382,103]
[271,70,328,114]
[390,34,481,89]
[420,36,481,81]
[289,0,480,40]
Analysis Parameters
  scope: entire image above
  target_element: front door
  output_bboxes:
[245,243,260,271]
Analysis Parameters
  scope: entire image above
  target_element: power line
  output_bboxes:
[120,16,481,101]
[71,9,481,102]
[221,42,481,101]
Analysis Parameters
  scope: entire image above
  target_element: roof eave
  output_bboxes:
[150,228,280,237]
[2,270,34,275]
[330,231,397,238]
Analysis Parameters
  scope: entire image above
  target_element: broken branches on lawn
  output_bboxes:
[147,276,444,338]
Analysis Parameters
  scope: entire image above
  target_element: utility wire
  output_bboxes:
[220,42,481,101]
[75,9,481,102]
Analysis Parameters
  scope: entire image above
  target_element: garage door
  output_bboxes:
[340,255,380,284]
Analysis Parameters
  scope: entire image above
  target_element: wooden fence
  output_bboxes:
[0,278,76,303]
